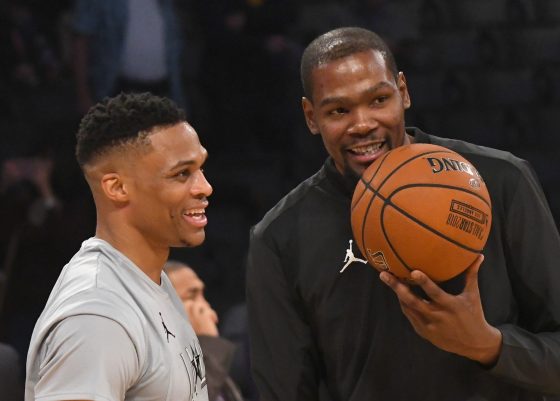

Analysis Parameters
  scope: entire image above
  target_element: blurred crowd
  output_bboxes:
[0,0,559,399]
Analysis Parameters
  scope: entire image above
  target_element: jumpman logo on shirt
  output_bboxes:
[340,239,368,273]
[159,312,176,343]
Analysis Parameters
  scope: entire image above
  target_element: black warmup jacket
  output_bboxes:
[246,128,560,401]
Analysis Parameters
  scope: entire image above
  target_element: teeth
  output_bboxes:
[185,209,204,216]
[351,143,382,155]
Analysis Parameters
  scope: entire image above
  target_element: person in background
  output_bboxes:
[166,260,245,401]
[0,152,66,365]
[0,342,24,401]
[71,0,186,114]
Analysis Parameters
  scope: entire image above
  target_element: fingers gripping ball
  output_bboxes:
[351,143,492,282]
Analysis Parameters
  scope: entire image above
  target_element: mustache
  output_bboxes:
[346,136,391,148]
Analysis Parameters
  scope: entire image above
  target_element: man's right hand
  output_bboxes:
[184,300,219,337]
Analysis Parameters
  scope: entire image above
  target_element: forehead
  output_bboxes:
[310,50,393,102]
[172,268,202,287]
[144,122,206,169]
[149,122,199,153]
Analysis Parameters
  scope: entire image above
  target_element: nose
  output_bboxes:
[347,107,378,136]
[191,170,213,198]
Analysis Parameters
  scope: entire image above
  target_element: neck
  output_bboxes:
[404,132,414,145]
[405,130,416,144]
[96,223,169,284]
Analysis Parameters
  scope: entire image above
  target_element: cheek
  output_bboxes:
[384,103,407,124]
[319,122,346,144]
[160,187,187,205]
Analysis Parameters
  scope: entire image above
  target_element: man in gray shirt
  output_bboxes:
[25,92,213,401]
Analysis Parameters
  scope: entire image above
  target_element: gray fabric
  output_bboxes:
[34,315,139,400]
[25,237,209,401]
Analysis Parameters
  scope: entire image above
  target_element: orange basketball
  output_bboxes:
[351,143,492,282]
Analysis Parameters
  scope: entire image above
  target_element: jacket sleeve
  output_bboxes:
[246,226,320,401]
[490,159,560,394]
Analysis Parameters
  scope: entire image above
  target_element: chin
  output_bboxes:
[180,232,206,248]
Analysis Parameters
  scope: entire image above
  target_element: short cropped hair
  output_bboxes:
[164,259,190,275]
[300,27,399,100]
[76,92,186,167]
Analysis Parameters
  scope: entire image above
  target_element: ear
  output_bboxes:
[100,173,129,203]
[398,72,411,110]
[302,97,320,135]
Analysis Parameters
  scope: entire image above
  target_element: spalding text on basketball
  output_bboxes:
[426,157,482,179]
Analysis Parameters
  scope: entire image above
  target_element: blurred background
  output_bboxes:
[0,0,559,386]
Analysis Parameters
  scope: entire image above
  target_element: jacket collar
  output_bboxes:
[323,157,358,199]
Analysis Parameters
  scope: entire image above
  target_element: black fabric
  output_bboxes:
[199,335,244,401]
[247,127,560,401]
[0,342,24,401]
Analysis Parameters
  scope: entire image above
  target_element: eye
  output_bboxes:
[329,107,348,116]
[373,95,389,105]
[175,169,190,178]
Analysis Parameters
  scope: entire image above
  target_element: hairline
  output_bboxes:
[164,259,192,275]
[306,49,398,104]
[81,122,181,170]
[301,28,399,101]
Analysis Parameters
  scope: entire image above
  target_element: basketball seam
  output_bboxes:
[382,184,487,267]
[352,149,455,212]
[351,151,391,212]
[379,195,482,275]
[390,183,492,208]
[358,149,456,259]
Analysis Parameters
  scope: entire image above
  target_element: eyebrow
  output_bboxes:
[319,81,395,107]
[168,151,208,171]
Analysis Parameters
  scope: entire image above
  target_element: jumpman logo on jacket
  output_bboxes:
[340,239,368,273]
[159,312,176,343]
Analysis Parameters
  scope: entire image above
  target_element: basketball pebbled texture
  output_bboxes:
[351,143,492,282]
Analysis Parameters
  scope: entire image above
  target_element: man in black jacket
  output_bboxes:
[246,27,560,401]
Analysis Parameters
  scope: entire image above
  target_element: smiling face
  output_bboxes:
[302,49,411,177]
[124,122,212,248]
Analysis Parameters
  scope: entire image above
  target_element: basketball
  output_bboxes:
[350,143,492,282]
